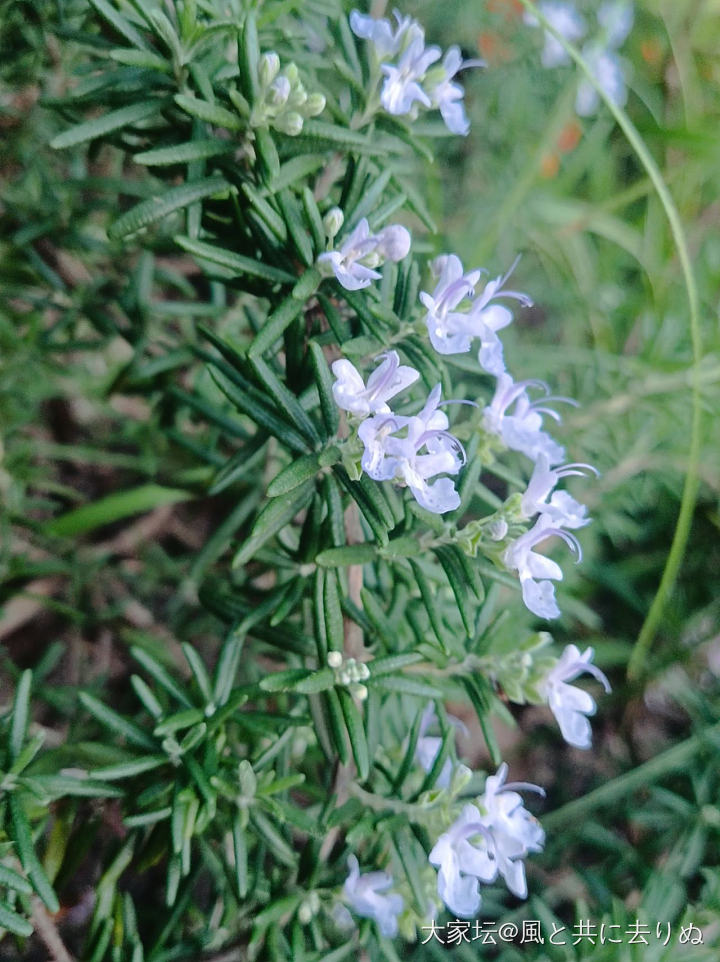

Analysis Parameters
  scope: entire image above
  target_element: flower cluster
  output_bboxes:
[332,353,465,514]
[429,764,545,917]
[254,52,326,135]
[525,1,634,116]
[330,8,610,938]
[350,10,482,135]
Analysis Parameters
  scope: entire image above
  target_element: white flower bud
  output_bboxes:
[375,224,411,262]
[323,206,344,239]
[304,92,326,117]
[258,51,280,87]
[488,518,508,541]
[268,75,290,107]
[289,84,308,108]
[274,111,303,136]
[327,650,343,669]
[284,62,299,85]
[353,683,368,701]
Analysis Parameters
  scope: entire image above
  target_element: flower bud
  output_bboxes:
[375,224,411,262]
[283,62,299,85]
[323,206,344,239]
[352,683,368,701]
[488,518,508,541]
[289,83,308,108]
[268,75,290,107]
[274,111,303,136]
[258,51,280,87]
[327,650,343,669]
[304,92,326,117]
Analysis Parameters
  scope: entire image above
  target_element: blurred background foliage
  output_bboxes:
[1,0,719,959]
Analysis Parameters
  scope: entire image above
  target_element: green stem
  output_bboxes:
[518,0,703,681]
[542,721,720,831]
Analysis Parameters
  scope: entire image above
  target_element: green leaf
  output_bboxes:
[108,176,230,239]
[233,482,315,567]
[321,690,348,764]
[30,774,124,797]
[315,544,376,567]
[277,189,314,266]
[131,647,194,708]
[267,454,321,497]
[254,127,280,182]
[260,669,313,693]
[0,901,33,938]
[332,467,389,546]
[135,139,234,165]
[182,645,213,704]
[79,693,157,751]
[91,756,167,780]
[293,669,336,695]
[309,341,339,436]
[174,93,243,131]
[241,183,287,241]
[238,11,259,104]
[88,0,151,50]
[462,677,502,767]
[369,675,443,699]
[110,47,170,71]
[233,816,249,898]
[0,864,33,895]
[345,168,392,228]
[248,356,321,444]
[368,653,424,676]
[51,100,160,150]
[250,810,295,867]
[302,187,325,255]
[433,544,482,635]
[409,560,448,652]
[176,235,293,284]
[300,120,389,154]
[247,273,320,358]
[8,796,59,913]
[46,484,191,537]
[10,670,32,763]
[337,689,369,780]
[323,570,344,654]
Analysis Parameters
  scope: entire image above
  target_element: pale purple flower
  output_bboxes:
[426,47,483,136]
[380,25,440,115]
[598,0,634,48]
[429,766,545,916]
[540,644,610,748]
[421,257,530,373]
[429,804,495,917]
[521,453,596,528]
[525,1,587,68]
[317,218,411,291]
[357,385,464,514]
[331,351,419,418]
[475,763,546,899]
[503,514,582,619]
[483,374,569,465]
[349,10,414,59]
[420,254,483,355]
[343,855,404,937]
[576,44,628,116]
[466,263,532,375]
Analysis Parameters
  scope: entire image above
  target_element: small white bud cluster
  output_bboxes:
[327,652,370,700]
[257,51,325,136]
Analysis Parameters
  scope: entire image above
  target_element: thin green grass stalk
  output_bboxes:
[518,0,704,681]
[542,720,720,831]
